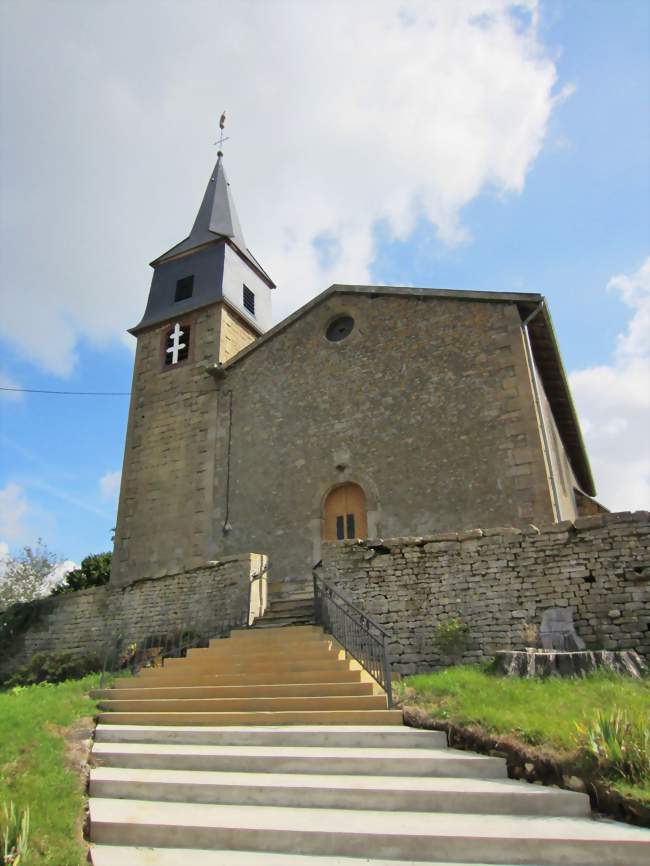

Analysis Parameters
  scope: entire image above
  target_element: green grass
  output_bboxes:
[0,676,101,866]
[399,667,650,803]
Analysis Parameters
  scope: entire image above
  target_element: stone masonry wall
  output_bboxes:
[1,554,263,679]
[214,290,557,583]
[319,511,650,674]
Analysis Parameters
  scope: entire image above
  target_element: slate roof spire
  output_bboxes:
[150,153,259,273]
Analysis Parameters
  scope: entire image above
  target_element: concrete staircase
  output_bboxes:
[93,625,400,727]
[252,594,315,629]
[89,626,650,865]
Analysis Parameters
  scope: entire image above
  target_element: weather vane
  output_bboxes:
[214,111,229,155]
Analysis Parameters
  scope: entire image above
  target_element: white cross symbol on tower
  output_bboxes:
[166,323,186,364]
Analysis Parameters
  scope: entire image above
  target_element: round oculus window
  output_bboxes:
[326,315,355,342]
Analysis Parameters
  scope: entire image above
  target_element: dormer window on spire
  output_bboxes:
[175,275,194,302]
[243,285,255,315]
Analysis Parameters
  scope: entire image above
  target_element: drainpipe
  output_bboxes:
[521,301,562,522]
[222,389,234,533]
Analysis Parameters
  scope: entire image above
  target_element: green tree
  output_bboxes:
[0,541,58,611]
[51,552,112,595]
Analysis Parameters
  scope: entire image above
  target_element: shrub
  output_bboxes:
[1,801,30,865]
[4,651,102,688]
[433,617,470,662]
[0,598,52,655]
[51,552,112,595]
[576,708,650,785]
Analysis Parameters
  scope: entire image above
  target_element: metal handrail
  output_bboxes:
[313,571,393,707]
[98,625,219,688]
[98,560,269,687]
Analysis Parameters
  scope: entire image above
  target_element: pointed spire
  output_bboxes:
[190,153,247,251]
[151,154,249,266]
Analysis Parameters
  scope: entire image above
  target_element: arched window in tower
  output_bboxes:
[164,322,191,366]
[323,483,368,541]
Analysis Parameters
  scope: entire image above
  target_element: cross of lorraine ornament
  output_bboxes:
[166,323,186,365]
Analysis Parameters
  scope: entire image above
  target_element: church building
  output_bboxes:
[111,153,600,591]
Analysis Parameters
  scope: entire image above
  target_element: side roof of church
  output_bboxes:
[215,283,595,497]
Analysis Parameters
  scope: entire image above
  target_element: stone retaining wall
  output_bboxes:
[0,554,264,679]
[319,512,650,674]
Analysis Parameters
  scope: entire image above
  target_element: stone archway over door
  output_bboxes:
[323,483,368,541]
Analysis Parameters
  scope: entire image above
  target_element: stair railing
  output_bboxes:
[98,557,269,688]
[98,623,224,688]
[313,572,394,707]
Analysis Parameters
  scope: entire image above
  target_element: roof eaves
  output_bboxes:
[525,305,596,496]
[219,283,543,371]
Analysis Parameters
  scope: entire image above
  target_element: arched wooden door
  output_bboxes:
[323,483,368,541]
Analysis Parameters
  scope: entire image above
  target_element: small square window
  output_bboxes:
[243,285,255,315]
[175,275,194,302]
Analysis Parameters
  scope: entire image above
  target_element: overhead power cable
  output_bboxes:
[0,386,131,396]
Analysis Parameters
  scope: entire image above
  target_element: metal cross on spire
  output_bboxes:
[214,110,229,155]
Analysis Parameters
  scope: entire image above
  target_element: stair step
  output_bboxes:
[161,658,353,674]
[211,632,326,649]
[96,709,404,726]
[89,800,650,864]
[187,645,341,662]
[96,695,388,713]
[126,669,365,687]
[93,725,447,748]
[90,846,511,866]
[90,767,590,816]
[92,683,376,700]
[266,599,314,610]
[91,743,503,777]
[253,617,315,628]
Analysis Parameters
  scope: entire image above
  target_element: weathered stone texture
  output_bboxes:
[111,303,257,587]
[213,292,561,582]
[319,511,650,674]
[1,555,261,678]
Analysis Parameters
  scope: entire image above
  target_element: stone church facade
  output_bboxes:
[111,154,601,590]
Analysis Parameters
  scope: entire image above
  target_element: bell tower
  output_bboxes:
[111,151,275,587]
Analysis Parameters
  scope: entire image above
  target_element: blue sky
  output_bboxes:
[1,0,649,567]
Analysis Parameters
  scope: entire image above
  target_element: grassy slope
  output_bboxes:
[399,667,650,803]
[0,676,100,866]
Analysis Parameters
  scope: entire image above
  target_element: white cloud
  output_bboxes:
[100,470,121,501]
[0,483,29,542]
[0,0,563,374]
[0,542,9,578]
[570,258,650,511]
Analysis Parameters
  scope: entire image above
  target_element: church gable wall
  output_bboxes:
[212,292,555,582]
[319,511,650,674]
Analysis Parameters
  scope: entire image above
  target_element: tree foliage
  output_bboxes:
[0,541,58,612]
[51,552,111,595]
